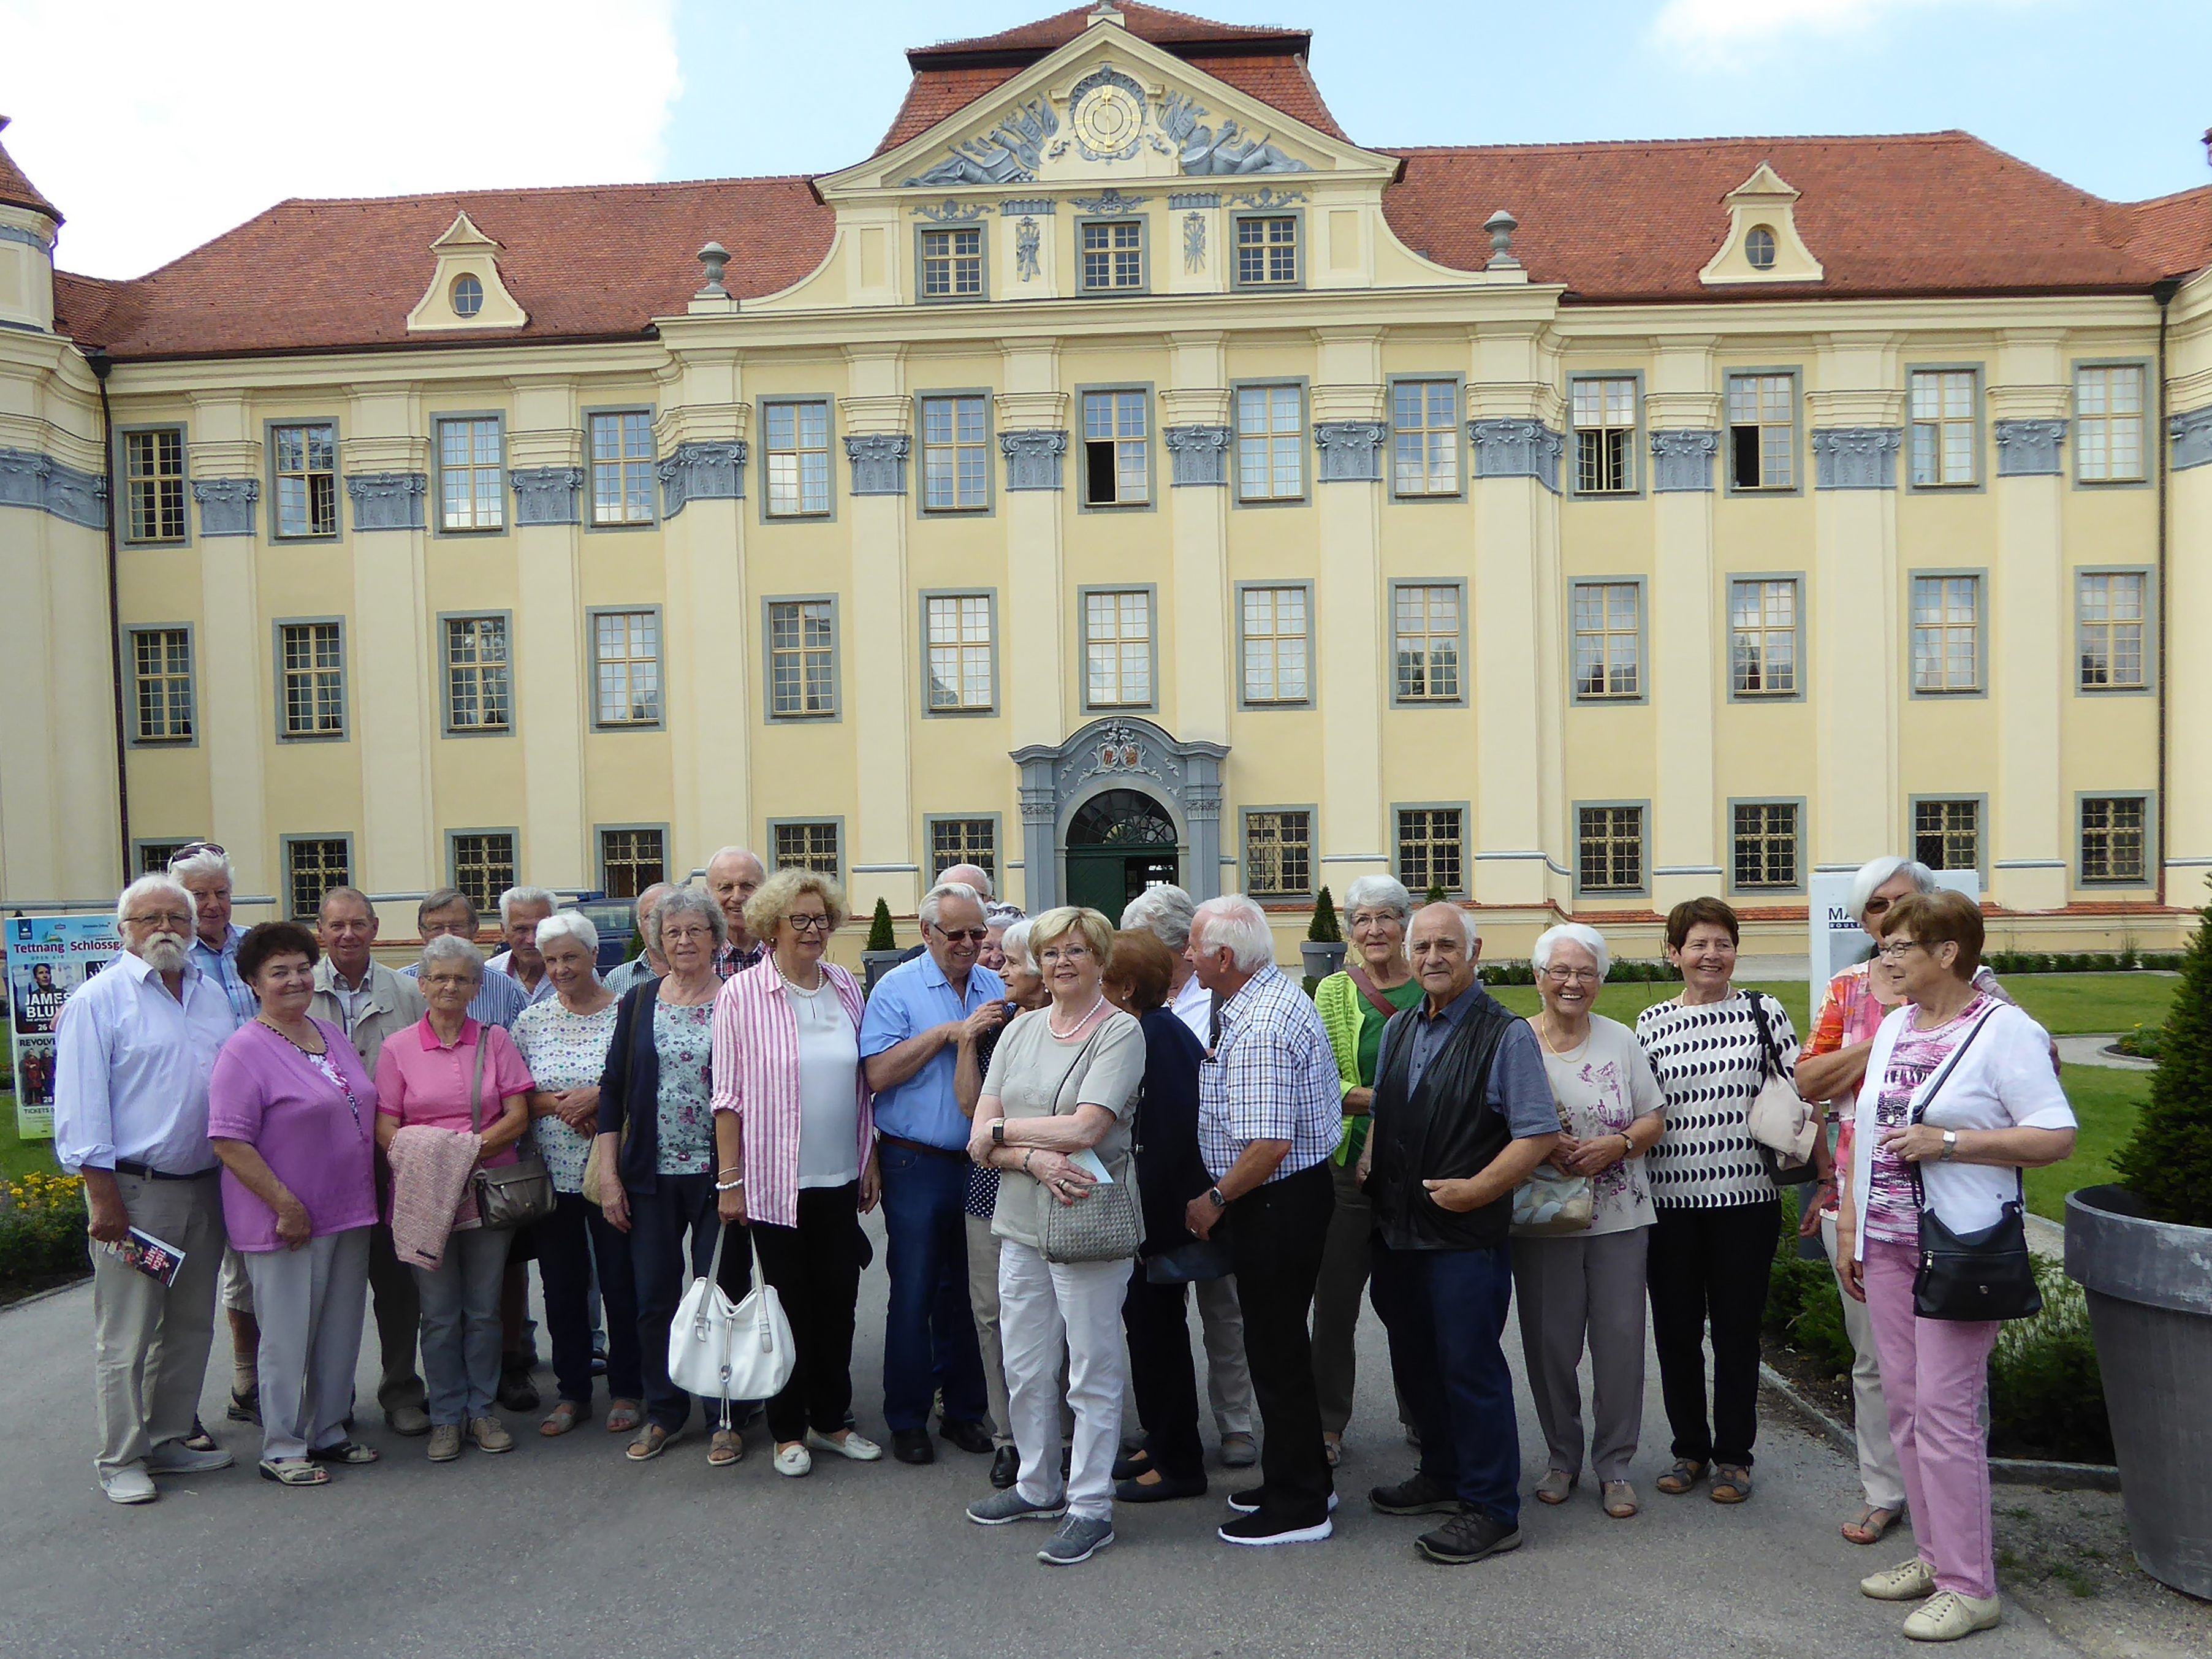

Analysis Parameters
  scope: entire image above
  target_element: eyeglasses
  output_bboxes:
[1037,944,1093,965]
[1862,897,1895,917]
[932,927,990,944]
[786,914,834,934]
[166,841,226,867]
[1876,939,1925,960]
[1348,913,1402,932]
[125,911,193,928]
[1541,967,1602,985]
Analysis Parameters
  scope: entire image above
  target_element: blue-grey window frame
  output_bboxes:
[1229,376,1310,509]
[2069,358,2155,490]
[265,417,343,542]
[1386,374,1465,503]
[1568,575,1650,705]
[436,609,515,738]
[758,397,839,524]
[1391,800,1472,900]
[582,404,659,531]
[762,593,842,723]
[2072,564,2155,697]
[1725,795,1807,896]
[918,588,1000,717]
[1077,582,1160,713]
[2075,791,2157,887]
[280,832,357,921]
[1903,363,1986,494]
[1228,208,1306,292]
[431,410,510,539]
[914,389,996,517]
[1724,571,1809,704]
[1242,803,1319,898]
[1233,579,1315,710]
[272,615,349,743]
[1721,366,1803,496]
[1387,578,1469,709]
[1906,567,1990,700]
[1572,799,1652,898]
[587,604,666,732]
[915,221,990,306]
[124,621,199,748]
[1074,382,1157,513]
[1567,371,1645,499]
[116,422,192,548]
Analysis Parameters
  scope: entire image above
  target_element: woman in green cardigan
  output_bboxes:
[1310,874,1424,1465]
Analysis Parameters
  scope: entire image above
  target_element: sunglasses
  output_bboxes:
[932,927,990,944]
[167,840,226,867]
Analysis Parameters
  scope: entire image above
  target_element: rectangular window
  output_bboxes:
[1912,574,1982,694]
[1081,390,1149,506]
[1396,808,1464,897]
[1727,373,1795,490]
[921,395,989,512]
[278,622,344,737]
[930,819,996,887]
[2078,571,2147,689]
[1572,581,1642,699]
[764,401,832,518]
[137,841,189,877]
[599,827,666,900]
[1393,584,1462,702]
[443,615,511,732]
[592,610,661,726]
[1234,214,1298,286]
[124,429,186,543]
[2075,365,2146,482]
[773,821,840,878]
[129,627,194,742]
[588,411,655,526]
[767,600,837,718]
[1729,578,1798,696]
[1732,802,1800,890]
[1391,380,1458,496]
[438,417,504,531]
[1239,586,1310,705]
[1236,384,1303,502]
[1084,590,1152,708]
[919,227,982,299]
[273,422,338,537]
[450,832,516,916]
[1079,219,1144,292]
[1914,799,1981,875]
[2080,796,2147,883]
[1572,378,1636,495]
[1909,370,1977,487]
[1577,805,1645,894]
[284,838,350,921]
[925,594,994,712]
[1244,810,1313,898]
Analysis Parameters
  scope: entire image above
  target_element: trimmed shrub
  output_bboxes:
[865,897,896,953]
[1989,1261,2113,1464]
[1307,887,1341,944]
[2113,887,2212,1228]
[0,1171,89,1290]
[1424,883,1448,906]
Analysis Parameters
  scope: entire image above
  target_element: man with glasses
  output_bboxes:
[53,873,239,1503]
[706,847,769,978]
[403,889,530,1030]
[858,879,1006,1464]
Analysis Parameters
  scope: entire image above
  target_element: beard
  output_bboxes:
[139,935,188,974]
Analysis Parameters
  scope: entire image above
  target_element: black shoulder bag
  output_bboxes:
[1906,1010,2042,1322]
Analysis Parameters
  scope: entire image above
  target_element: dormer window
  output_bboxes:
[450,275,484,317]
[406,211,528,332]
[919,226,984,301]
[1744,226,1777,271]
[1699,164,1824,287]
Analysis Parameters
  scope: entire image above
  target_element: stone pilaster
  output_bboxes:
[1646,349,1725,908]
[1162,333,1233,746]
[838,362,919,917]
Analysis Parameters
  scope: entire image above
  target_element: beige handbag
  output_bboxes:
[1744,993,1820,1182]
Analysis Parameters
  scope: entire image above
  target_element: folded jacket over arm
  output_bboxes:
[387,1125,483,1269]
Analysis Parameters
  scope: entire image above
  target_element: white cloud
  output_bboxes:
[1653,0,2039,59]
[0,0,683,277]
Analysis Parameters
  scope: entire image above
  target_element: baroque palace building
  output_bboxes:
[2,1,2210,958]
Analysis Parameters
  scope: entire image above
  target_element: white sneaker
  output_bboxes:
[1861,1557,1939,1601]
[1902,1592,2002,1642]
[774,1443,813,1478]
[805,1428,883,1462]
[98,1463,158,1505]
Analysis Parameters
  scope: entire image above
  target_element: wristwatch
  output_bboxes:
[1940,1129,1959,1163]
[1206,1185,1228,1210]
[991,1122,1006,1147]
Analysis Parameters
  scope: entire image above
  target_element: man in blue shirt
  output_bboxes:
[859,880,1006,1464]
[402,889,531,1030]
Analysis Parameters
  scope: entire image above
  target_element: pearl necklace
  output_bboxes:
[1048,991,1106,1039]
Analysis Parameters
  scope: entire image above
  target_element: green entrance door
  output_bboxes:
[1063,789,1181,915]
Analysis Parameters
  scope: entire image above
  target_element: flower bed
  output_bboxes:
[1,1171,91,1304]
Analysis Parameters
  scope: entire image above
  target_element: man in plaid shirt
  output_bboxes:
[1184,894,1342,1547]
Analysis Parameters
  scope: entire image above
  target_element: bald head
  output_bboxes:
[707,848,767,950]
[938,864,994,902]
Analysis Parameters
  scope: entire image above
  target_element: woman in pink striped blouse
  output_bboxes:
[710,868,881,1479]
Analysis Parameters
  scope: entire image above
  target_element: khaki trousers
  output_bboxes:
[91,1171,227,1473]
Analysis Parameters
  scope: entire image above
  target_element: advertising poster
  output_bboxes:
[1807,868,1981,987]
[7,914,124,1141]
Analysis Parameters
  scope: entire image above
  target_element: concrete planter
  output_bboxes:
[2064,1184,2212,1598]
[861,950,907,994]
[1299,940,1347,979]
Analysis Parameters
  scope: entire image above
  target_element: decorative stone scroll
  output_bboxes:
[1811,427,1902,490]
[2170,406,2212,472]
[1468,419,1564,494]
[510,466,584,526]
[1313,420,1387,483]
[1994,419,2068,478]
[345,471,427,533]
[1000,429,1068,492]
[1650,430,1719,493]
[844,433,910,497]
[658,441,747,518]
[192,477,259,537]
[1163,425,1233,487]
[1011,715,1231,912]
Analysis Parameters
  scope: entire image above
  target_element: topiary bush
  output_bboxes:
[2113,887,2212,1228]
[1307,887,1341,944]
[865,897,897,953]
[1988,1261,2113,1463]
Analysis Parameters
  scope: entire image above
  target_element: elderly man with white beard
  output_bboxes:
[53,873,241,1503]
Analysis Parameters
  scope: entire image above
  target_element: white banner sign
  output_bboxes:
[1807,868,1980,989]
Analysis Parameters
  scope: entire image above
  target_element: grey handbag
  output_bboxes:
[1032,1025,1144,1264]
[467,1031,558,1231]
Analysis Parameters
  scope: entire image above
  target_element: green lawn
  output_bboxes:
[2027,1063,2151,1222]
[1,1096,64,1185]
[1488,979,1811,1030]
[1997,973,2176,1037]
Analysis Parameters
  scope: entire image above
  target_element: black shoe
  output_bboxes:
[1219,1507,1334,1547]
[1111,1445,1152,1481]
[939,1416,994,1455]
[990,1445,1020,1489]
[497,1367,540,1413]
[1370,1471,1461,1516]
[1116,1470,1209,1503]
[1415,1508,1522,1565]
[1228,1484,1340,1516]
[891,1429,935,1465]
[226,1386,260,1424]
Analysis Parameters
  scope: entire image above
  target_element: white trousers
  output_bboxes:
[241,1227,371,1463]
[1822,1212,1907,1513]
[998,1240,1127,1522]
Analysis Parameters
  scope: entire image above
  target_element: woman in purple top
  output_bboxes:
[207,921,380,1488]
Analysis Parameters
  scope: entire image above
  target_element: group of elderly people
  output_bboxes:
[50,841,2076,1637]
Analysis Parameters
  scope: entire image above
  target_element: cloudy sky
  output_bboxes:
[3,0,2205,279]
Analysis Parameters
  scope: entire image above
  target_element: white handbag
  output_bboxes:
[1744,993,1820,1180]
[667,1223,795,1422]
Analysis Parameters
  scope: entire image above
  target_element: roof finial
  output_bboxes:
[695,241,731,300]
[1483,210,1521,271]
[1087,2,1125,25]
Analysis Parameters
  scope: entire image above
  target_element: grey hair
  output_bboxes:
[418,933,485,983]
[937,864,995,901]
[167,847,234,888]
[1847,857,1937,923]
[116,874,196,932]
[534,910,600,959]
[1121,884,1196,951]
[1191,895,1274,973]
[647,884,727,955]
[498,885,558,926]
[1000,918,1035,973]
[919,881,986,930]
[1344,874,1413,924]
[707,846,764,879]
[1405,902,1481,958]
[1532,922,1611,978]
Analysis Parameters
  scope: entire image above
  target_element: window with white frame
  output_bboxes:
[2078,571,2147,689]
[1079,219,1144,292]
[1732,802,1800,889]
[1084,590,1152,708]
[1234,215,1298,286]
[1912,575,1982,693]
[1392,381,1458,496]
[919,227,983,299]
[1393,584,1461,702]
[278,622,344,737]
[774,821,840,878]
[1244,810,1313,897]
[1081,390,1149,506]
[925,594,994,712]
[921,395,989,511]
[1236,384,1303,501]
[129,628,194,742]
[1572,582,1641,699]
[438,417,504,531]
[2080,796,2147,883]
[1239,586,1309,705]
[764,401,832,518]
[1396,808,1464,896]
[124,429,186,543]
[1914,799,1981,875]
[1729,578,1798,696]
[1727,373,1795,490]
[593,610,661,726]
[1909,370,1976,486]
[1577,805,1644,893]
[588,412,655,526]
[767,600,837,717]
[1572,378,1636,495]
[2075,365,2145,482]
[930,819,995,886]
[451,832,515,915]
[273,423,338,537]
[599,827,666,900]
[284,839,351,921]
[443,615,511,732]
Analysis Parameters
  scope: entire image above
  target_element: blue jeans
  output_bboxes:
[414,1226,512,1426]
[627,1174,741,1432]
[877,1144,986,1433]
[1370,1241,1521,1528]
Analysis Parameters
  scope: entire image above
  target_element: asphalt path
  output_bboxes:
[0,1213,2077,1659]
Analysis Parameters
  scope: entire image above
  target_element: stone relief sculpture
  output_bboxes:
[1183,211,1205,273]
[905,97,1060,188]
[1016,216,1041,282]
[1158,91,1310,177]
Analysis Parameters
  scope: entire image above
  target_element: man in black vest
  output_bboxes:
[1359,903,1560,1564]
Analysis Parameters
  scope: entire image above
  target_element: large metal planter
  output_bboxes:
[2064,1185,2212,1598]
[1299,940,1347,980]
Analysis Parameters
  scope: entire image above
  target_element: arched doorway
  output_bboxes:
[1064,788,1180,915]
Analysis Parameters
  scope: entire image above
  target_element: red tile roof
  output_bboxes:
[909,4,1308,67]
[2127,185,2212,286]
[0,116,61,222]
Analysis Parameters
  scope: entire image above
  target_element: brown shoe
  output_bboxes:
[427,1424,463,1463]
[467,1417,515,1454]
[1655,1458,1707,1495]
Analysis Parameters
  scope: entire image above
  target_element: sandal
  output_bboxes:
[605,1400,642,1435]
[183,1418,220,1454]
[539,1402,588,1438]
[258,1457,330,1487]
[1323,1433,1342,1468]
[1842,1503,1902,1545]
[1710,1463,1753,1504]
[1656,1459,1708,1495]
[707,1429,744,1467]
[306,1440,379,1466]
[625,1424,675,1462]
[1602,1479,1640,1518]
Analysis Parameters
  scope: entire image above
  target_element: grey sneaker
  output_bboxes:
[967,1487,1068,1526]
[146,1440,235,1475]
[1037,1514,1116,1565]
[427,1424,463,1463]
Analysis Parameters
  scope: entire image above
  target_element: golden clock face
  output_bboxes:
[1072,85,1143,157]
